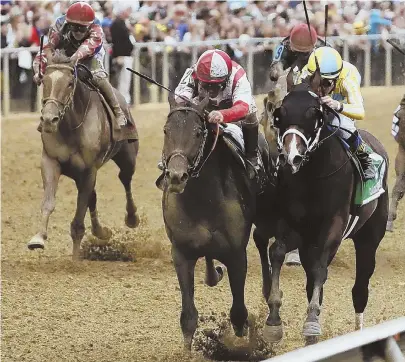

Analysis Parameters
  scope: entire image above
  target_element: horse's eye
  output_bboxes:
[163,128,167,135]
[68,82,74,87]
[196,130,202,138]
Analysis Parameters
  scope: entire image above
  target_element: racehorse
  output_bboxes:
[263,71,389,345]
[27,52,140,260]
[158,95,269,350]
[387,102,405,231]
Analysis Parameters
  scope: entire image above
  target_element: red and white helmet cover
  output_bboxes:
[195,49,233,83]
[66,2,95,26]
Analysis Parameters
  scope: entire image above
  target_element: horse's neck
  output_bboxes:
[192,139,242,191]
[64,81,90,130]
[306,134,346,175]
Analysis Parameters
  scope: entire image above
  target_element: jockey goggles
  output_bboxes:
[68,23,89,33]
[321,78,336,89]
[200,81,226,92]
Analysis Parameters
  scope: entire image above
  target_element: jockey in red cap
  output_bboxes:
[33,1,127,129]
[269,23,323,86]
[163,49,262,180]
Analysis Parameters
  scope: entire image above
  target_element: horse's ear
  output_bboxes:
[196,95,209,114]
[309,62,322,94]
[168,93,177,110]
[305,106,319,120]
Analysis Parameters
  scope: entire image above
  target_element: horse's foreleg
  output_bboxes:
[301,239,337,345]
[28,152,61,250]
[88,189,112,240]
[253,228,271,301]
[204,258,225,287]
[226,251,249,338]
[70,171,96,260]
[172,245,198,351]
[387,145,405,231]
[264,238,286,343]
[113,143,140,228]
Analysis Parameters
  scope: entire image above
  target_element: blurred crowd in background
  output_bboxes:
[1,0,404,108]
[1,0,405,48]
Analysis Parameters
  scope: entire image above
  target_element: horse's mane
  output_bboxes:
[50,51,72,65]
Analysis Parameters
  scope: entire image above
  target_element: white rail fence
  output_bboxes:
[1,34,404,116]
[265,317,405,362]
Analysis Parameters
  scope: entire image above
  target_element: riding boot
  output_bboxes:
[95,77,127,128]
[242,124,260,180]
[347,132,376,181]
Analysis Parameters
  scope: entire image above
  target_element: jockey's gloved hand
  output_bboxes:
[33,73,42,85]
[208,110,224,124]
[321,96,342,111]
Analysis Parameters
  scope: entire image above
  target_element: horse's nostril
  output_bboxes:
[40,116,44,122]
[51,116,59,123]
[180,173,188,182]
[292,155,303,166]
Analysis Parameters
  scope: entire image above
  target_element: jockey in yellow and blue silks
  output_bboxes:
[299,47,376,180]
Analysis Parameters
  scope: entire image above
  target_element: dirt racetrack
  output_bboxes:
[2,86,405,362]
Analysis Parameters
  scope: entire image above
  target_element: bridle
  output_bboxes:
[41,64,81,130]
[161,106,219,178]
[276,90,342,165]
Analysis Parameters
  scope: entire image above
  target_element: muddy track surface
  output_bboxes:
[2,87,405,362]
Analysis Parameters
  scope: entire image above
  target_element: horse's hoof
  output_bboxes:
[386,221,394,232]
[92,226,112,240]
[305,335,319,345]
[285,250,301,266]
[27,235,45,250]
[183,338,193,351]
[232,321,249,338]
[125,213,140,228]
[303,321,321,337]
[263,323,283,343]
[215,265,226,282]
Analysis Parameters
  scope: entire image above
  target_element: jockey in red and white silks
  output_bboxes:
[32,1,126,127]
[173,49,260,179]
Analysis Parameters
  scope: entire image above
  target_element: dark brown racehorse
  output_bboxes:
[159,95,271,350]
[27,53,140,259]
[262,73,389,345]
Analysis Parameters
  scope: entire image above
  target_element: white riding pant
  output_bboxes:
[329,113,357,139]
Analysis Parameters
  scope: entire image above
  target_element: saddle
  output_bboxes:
[77,67,138,143]
[337,137,386,211]
[220,125,272,193]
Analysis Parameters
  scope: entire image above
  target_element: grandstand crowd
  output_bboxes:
[1,1,404,108]
[1,1,404,49]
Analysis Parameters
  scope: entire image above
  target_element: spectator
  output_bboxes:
[110,4,134,104]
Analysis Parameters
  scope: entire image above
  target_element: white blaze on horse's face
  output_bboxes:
[282,126,307,174]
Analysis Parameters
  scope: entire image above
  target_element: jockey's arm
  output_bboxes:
[71,23,103,62]
[219,71,250,123]
[174,67,195,103]
[32,18,63,74]
[341,77,365,120]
